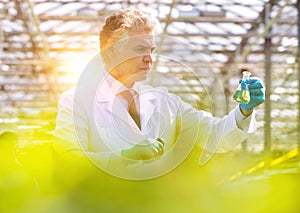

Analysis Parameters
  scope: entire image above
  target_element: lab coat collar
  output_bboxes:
[133,82,157,127]
[94,66,122,102]
[96,80,158,130]
[96,77,156,103]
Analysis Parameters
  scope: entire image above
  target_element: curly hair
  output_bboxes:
[99,8,161,62]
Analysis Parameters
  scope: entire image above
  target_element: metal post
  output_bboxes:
[297,0,300,156]
[264,3,272,165]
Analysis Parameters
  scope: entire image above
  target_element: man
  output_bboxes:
[53,8,265,179]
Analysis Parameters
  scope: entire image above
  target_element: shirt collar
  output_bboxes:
[97,70,140,102]
[105,71,128,95]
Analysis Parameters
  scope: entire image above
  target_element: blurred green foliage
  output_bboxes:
[0,131,299,213]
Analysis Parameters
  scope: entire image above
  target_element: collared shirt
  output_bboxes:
[103,70,140,111]
[104,70,128,96]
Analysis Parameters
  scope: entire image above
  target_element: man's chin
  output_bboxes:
[135,72,149,81]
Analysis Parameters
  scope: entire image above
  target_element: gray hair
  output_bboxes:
[99,8,161,62]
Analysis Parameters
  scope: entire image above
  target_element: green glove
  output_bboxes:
[121,138,164,161]
[240,77,265,111]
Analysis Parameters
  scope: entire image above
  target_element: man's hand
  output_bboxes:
[240,77,265,114]
[121,138,164,161]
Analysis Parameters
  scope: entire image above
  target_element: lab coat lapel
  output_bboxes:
[96,80,137,128]
[139,88,156,129]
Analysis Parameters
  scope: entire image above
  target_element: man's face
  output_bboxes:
[108,30,156,87]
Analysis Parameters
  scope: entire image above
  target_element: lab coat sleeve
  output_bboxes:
[176,99,255,155]
[52,89,112,166]
[52,89,87,147]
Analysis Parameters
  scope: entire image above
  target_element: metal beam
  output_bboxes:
[264,2,272,166]
[2,46,295,55]
[4,31,297,38]
[297,0,300,157]
[37,15,296,24]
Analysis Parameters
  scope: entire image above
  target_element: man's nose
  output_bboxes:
[143,54,153,64]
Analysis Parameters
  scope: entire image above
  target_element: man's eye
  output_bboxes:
[134,48,147,54]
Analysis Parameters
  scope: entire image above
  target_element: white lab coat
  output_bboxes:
[53,54,256,179]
